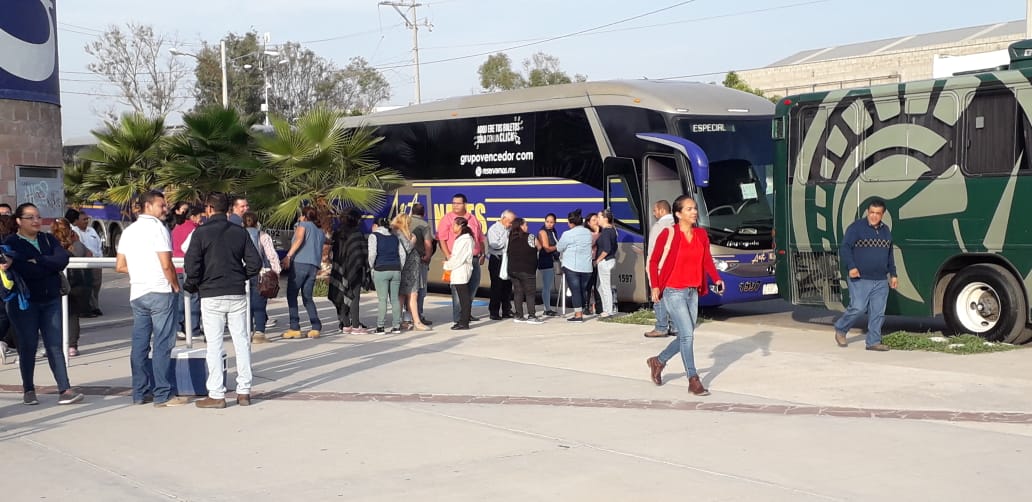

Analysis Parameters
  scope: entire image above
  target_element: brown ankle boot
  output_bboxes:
[688,376,710,396]
[646,357,665,386]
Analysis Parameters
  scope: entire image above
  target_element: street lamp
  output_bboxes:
[245,53,288,126]
[170,41,228,108]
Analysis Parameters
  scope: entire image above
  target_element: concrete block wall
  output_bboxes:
[738,36,1022,98]
[0,99,63,207]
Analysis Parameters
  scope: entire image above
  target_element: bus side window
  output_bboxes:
[963,90,1024,176]
[607,175,642,234]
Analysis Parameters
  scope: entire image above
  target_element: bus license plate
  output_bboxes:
[762,283,778,295]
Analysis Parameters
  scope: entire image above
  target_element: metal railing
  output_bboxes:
[60,257,251,369]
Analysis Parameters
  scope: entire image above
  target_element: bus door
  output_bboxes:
[602,156,648,303]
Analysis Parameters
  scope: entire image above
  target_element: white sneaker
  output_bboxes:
[525,316,544,325]
[0,341,7,365]
[176,331,187,340]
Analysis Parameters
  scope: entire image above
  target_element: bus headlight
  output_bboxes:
[713,259,730,272]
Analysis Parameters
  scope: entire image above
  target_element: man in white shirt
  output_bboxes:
[644,200,676,338]
[66,209,104,317]
[115,191,190,407]
[486,210,515,320]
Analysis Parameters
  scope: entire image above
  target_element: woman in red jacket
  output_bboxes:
[645,195,724,396]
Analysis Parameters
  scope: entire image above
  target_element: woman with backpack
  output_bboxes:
[244,212,281,344]
[368,217,407,334]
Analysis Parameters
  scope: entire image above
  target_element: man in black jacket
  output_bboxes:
[184,193,262,409]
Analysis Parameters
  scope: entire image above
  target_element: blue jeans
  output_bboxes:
[562,268,592,313]
[834,278,889,347]
[249,276,268,333]
[8,298,70,393]
[657,287,700,379]
[130,292,178,402]
[177,272,201,337]
[287,263,321,331]
[451,257,482,322]
[653,297,672,333]
[539,265,556,310]
[372,270,402,329]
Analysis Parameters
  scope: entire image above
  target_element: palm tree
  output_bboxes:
[160,106,260,204]
[253,107,403,227]
[74,113,166,209]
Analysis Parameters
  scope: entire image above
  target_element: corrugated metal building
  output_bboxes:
[737,20,1026,97]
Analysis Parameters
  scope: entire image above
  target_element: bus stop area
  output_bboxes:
[2,277,1032,501]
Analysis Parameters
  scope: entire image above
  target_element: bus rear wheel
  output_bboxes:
[943,264,1028,343]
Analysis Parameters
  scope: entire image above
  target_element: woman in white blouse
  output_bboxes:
[443,216,474,330]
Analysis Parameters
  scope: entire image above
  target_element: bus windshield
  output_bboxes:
[677,118,774,244]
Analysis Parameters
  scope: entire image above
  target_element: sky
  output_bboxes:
[54,0,1028,139]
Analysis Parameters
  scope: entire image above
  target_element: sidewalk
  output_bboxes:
[2,291,1031,501]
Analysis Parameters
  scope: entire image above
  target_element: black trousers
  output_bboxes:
[452,283,472,327]
[510,271,536,318]
[488,255,513,316]
[335,284,363,329]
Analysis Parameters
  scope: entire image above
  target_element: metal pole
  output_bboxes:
[411,1,422,104]
[62,271,69,369]
[221,40,229,108]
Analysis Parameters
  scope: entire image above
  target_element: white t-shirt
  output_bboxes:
[117,214,173,300]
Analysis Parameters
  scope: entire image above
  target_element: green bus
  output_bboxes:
[772,39,1032,344]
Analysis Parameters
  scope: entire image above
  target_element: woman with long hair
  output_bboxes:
[536,213,559,316]
[51,219,92,356]
[4,203,83,405]
[329,210,372,334]
[243,212,282,344]
[392,213,430,331]
[368,217,406,334]
[507,217,542,323]
[282,206,326,339]
[595,209,618,318]
[443,216,474,330]
[645,195,725,396]
[555,209,593,322]
[584,212,602,315]
[172,204,203,342]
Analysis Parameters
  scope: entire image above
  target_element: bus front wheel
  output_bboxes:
[943,264,1028,343]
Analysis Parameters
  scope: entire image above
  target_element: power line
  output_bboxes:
[370,0,699,70]
[299,23,405,44]
[418,0,829,51]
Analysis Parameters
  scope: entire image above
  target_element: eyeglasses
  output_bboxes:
[18,215,42,221]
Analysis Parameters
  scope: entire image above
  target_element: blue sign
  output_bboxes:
[0,0,60,105]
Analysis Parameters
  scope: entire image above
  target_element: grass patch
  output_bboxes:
[882,332,1018,354]
[313,277,329,297]
[600,309,656,325]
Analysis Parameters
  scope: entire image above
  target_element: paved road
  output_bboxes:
[1,273,1028,501]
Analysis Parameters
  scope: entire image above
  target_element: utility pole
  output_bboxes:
[1027,0,1032,39]
[380,0,432,104]
[221,40,228,108]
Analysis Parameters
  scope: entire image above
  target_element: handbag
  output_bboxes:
[499,251,510,281]
[258,269,280,298]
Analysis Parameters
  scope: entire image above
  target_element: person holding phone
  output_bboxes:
[644,195,724,396]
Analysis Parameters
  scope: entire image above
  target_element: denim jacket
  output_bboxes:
[556,226,593,273]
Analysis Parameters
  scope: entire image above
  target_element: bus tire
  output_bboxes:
[942,264,1027,343]
[107,224,123,257]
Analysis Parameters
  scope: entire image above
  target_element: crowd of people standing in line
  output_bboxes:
[10,184,884,405]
